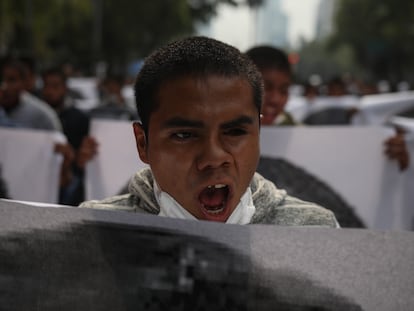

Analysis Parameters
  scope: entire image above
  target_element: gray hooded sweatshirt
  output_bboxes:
[80,169,338,227]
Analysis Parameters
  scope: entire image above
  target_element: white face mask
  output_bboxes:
[153,180,256,225]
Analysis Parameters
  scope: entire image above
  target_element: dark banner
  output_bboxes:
[1,199,413,310]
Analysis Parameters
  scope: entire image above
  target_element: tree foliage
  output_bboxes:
[0,0,262,73]
[330,0,414,84]
[295,38,362,84]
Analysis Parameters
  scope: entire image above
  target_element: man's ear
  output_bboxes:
[133,122,149,164]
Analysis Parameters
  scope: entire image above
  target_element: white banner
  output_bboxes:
[1,200,414,310]
[352,91,414,125]
[260,126,414,230]
[286,95,360,122]
[86,119,147,201]
[0,127,64,203]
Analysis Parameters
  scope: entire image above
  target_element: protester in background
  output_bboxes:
[384,106,414,171]
[0,165,10,199]
[0,105,16,127]
[42,67,91,150]
[356,79,379,96]
[304,75,357,125]
[385,128,410,171]
[0,58,62,131]
[89,74,138,121]
[19,55,43,99]
[42,67,98,205]
[245,46,297,126]
[326,76,348,97]
[303,82,320,101]
[246,45,365,228]
[80,36,338,227]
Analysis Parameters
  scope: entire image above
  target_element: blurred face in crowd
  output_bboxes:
[260,68,291,125]
[134,75,260,222]
[24,70,37,93]
[0,66,25,110]
[103,79,122,95]
[327,82,346,97]
[42,74,66,108]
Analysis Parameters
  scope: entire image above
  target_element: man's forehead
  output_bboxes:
[161,75,256,110]
[3,66,20,76]
[44,74,64,83]
[261,67,291,78]
[155,74,253,101]
[147,74,259,127]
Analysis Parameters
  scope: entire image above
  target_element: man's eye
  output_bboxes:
[172,132,194,140]
[225,128,247,136]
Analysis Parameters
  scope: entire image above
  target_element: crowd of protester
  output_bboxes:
[1,38,412,311]
[0,56,139,205]
[0,43,412,218]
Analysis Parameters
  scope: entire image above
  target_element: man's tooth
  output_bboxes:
[214,184,226,189]
[207,184,226,189]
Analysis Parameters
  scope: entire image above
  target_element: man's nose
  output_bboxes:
[196,136,231,171]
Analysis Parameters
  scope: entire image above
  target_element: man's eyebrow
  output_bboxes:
[162,117,204,128]
[221,115,255,129]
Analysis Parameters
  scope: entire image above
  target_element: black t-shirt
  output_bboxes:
[59,106,90,151]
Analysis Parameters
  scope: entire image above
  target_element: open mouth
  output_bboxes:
[198,184,230,215]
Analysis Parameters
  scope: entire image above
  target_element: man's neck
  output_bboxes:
[49,99,65,114]
[3,99,20,114]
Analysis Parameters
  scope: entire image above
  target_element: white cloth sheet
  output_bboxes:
[86,119,147,201]
[0,127,64,203]
[260,126,414,230]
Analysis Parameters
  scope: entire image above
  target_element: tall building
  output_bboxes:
[255,0,289,47]
[315,0,338,40]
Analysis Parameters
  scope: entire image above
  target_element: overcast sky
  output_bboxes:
[209,0,321,50]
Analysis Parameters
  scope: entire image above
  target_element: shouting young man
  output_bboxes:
[80,36,338,227]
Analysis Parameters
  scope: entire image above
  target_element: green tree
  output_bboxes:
[0,0,94,69]
[295,38,362,85]
[0,0,263,74]
[330,0,414,86]
[96,0,263,68]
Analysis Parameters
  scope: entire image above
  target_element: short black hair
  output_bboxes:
[245,46,291,75]
[1,57,28,79]
[134,36,263,137]
[19,55,37,74]
[41,67,67,83]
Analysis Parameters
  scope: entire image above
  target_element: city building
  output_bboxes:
[315,0,338,40]
[255,0,289,47]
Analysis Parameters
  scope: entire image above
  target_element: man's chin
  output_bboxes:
[1,99,18,109]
